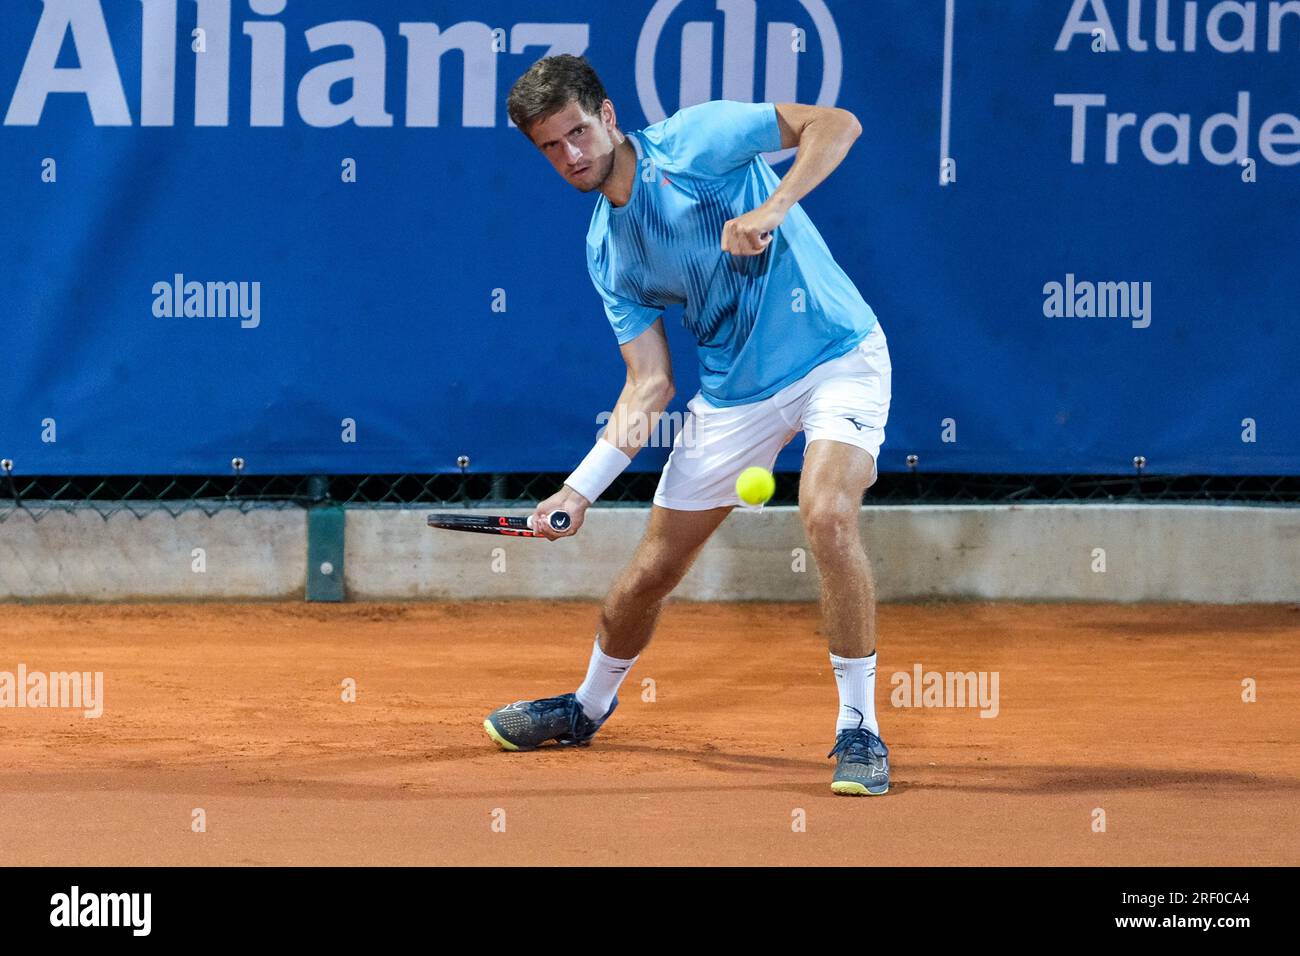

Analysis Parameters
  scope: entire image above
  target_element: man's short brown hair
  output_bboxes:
[507,55,609,137]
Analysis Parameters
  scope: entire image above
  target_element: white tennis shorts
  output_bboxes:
[653,321,892,511]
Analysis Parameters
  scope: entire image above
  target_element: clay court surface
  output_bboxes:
[1,601,1296,866]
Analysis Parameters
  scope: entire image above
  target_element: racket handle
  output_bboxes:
[527,511,572,533]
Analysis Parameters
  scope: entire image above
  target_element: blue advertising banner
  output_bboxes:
[1,1,1296,475]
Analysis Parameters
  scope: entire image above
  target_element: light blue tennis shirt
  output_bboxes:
[586,100,878,407]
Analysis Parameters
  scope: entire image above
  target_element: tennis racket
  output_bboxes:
[426,511,572,538]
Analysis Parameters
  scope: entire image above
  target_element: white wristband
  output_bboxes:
[565,440,632,504]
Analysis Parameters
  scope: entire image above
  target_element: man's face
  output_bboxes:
[528,100,619,193]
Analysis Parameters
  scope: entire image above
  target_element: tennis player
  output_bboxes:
[485,56,892,795]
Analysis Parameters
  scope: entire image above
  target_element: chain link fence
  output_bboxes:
[2,467,1297,521]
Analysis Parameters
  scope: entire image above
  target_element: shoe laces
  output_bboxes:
[827,707,883,762]
[526,694,587,739]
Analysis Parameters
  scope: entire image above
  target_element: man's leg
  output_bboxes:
[572,504,731,719]
[799,438,890,795]
[599,504,733,658]
[485,503,731,750]
[799,439,878,661]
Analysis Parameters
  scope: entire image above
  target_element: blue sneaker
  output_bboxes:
[484,693,617,751]
[828,722,890,796]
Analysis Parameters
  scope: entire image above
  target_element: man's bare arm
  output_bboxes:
[601,318,676,458]
[530,320,674,538]
[768,103,862,211]
[721,103,862,256]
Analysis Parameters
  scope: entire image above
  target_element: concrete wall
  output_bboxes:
[0,505,304,601]
[3,503,1297,603]
[348,504,1300,604]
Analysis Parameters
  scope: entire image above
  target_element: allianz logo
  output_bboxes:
[4,0,842,130]
[637,0,842,123]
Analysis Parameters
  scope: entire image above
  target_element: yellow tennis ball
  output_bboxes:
[735,466,775,505]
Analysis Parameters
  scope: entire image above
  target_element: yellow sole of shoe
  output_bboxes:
[831,780,888,796]
[483,718,520,751]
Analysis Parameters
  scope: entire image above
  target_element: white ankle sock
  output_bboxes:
[575,637,638,720]
[831,652,879,735]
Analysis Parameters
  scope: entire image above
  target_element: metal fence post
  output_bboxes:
[305,475,344,602]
